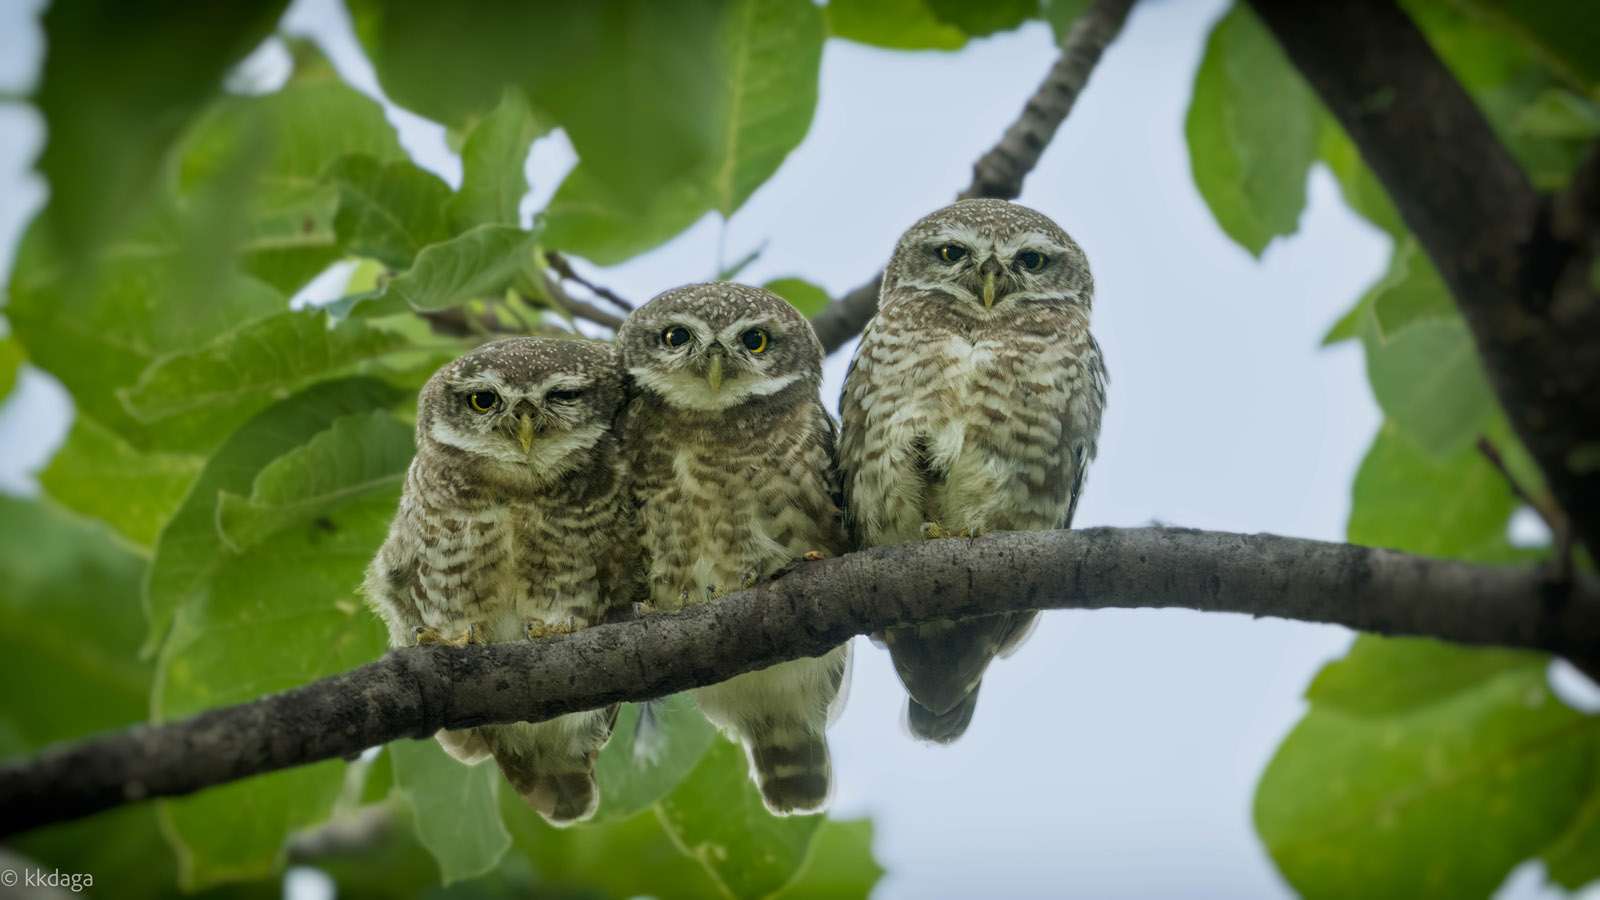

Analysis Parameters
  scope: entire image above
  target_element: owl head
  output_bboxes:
[417,337,624,478]
[617,282,823,412]
[883,198,1091,315]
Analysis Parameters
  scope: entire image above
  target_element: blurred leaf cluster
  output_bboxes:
[1185,1,1600,896]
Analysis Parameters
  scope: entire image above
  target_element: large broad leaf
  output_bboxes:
[655,737,826,899]
[389,738,512,885]
[119,311,410,425]
[1257,636,1598,899]
[6,213,288,453]
[1367,238,1453,338]
[0,496,148,757]
[1185,4,1320,256]
[0,331,23,403]
[216,410,414,552]
[924,0,1036,37]
[329,155,453,270]
[592,695,720,822]
[542,0,824,262]
[181,80,408,293]
[1543,752,1600,890]
[1347,424,1520,561]
[825,0,968,50]
[142,377,399,655]
[362,224,540,314]
[154,457,394,887]
[448,90,545,233]
[1319,118,1405,238]
[779,818,886,900]
[1362,313,1497,459]
[764,278,832,319]
[34,0,287,260]
[39,414,205,549]
[1454,0,1600,95]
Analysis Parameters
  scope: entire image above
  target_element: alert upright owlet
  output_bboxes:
[365,337,636,825]
[617,283,850,815]
[839,199,1106,743]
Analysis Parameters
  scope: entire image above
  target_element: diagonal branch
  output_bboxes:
[1247,0,1600,558]
[810,0,1136,355]
[3,525,1597,837]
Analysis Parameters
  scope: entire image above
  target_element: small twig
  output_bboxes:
[537,271,627,332]
[1476,435,1573,582]
[546,251,634,312]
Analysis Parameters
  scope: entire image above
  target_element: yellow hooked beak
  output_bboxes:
[982,270,997,310]
[518,412,534,454]
[706,354,723,394]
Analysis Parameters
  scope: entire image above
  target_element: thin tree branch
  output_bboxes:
[3,525,1598,837]
[810,0,1136,356]
[1247,0,1600,558]
[1477,435,1574,581]
[546,251,634,312]
[536,271,627,332]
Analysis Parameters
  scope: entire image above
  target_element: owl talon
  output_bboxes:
[740,571,758,590]
[965,525,985,540]
[524,621,550,640]
[413,625,444,645]
[920,522,954,540]
[462,624,480,644]
[802,550,825,562]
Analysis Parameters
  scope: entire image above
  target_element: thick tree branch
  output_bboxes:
[3,526,1597,837]
[810,0,1135,355]
[1248,0,1600,557]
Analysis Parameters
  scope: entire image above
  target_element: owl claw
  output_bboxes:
[920,522,954,540]
[705,585,720,603]
[802,550,826,562]
[965,525,985,540]
[524,621,550,640]
[740,571,758,590]
[414,625,476,646]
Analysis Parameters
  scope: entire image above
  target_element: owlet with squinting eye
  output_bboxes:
[365,337,638,825]
[839,199,1106,743]
[617,283,850,816]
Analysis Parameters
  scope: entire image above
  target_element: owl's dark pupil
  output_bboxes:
[663,326,691,347]
[469,391,498,412]
[940,244,966,262]
[1020,251,1045,270]
[742,330,766,351]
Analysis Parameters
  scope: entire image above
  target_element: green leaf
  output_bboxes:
[1307,636,1550,718]
[216,410,414,551]
[1347,423,1520,561]
[119,311,409,424]
[39,414,205,549]
[925,0,1036,37]
[390,738,513,885]
[1454,0,1600,94]
[593,695,720,822]
[142,377,399,655]
[825,0,969,50]
[502,798,726,898]
[655,737,826,899]
[764,277,833,318]
[544,0,824,262]
[7,213,288,452]
[1256,642,1598,899]
[336,224,539,319]
[0,496,148,756]
[1185,4,1320,256]
[1510,88,1600,140]
[154,449,394,887]
[1543,749,1600,890]
[780,818,887,900]
[1363,237,1453,338]
[0,331,23,402]
[448,90,544,233]
[1362,313,1496,458]
[1319,117,1406,237]
[35,0,288,260]
[330,155,453,269]
[181,80,408,294]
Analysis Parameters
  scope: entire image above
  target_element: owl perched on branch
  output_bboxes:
[365,337,636,825]
[618,283,851,815]
[839,199,1106,743]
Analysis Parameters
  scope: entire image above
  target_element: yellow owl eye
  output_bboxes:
[1019,251,1047,271]
[741,329,768,353]
[468,390,499,412]
[939,244,966,263]
[662,326,692,348]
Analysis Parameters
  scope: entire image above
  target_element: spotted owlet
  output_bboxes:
[365,337,636,825]
[839,198,1106,743]
[617,283,850,815]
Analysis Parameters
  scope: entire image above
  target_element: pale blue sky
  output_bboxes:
[0,0,1591,897]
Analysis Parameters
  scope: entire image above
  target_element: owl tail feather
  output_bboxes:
[906,681,981,745]
[747,731,832,816]
[495,752,600,826]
